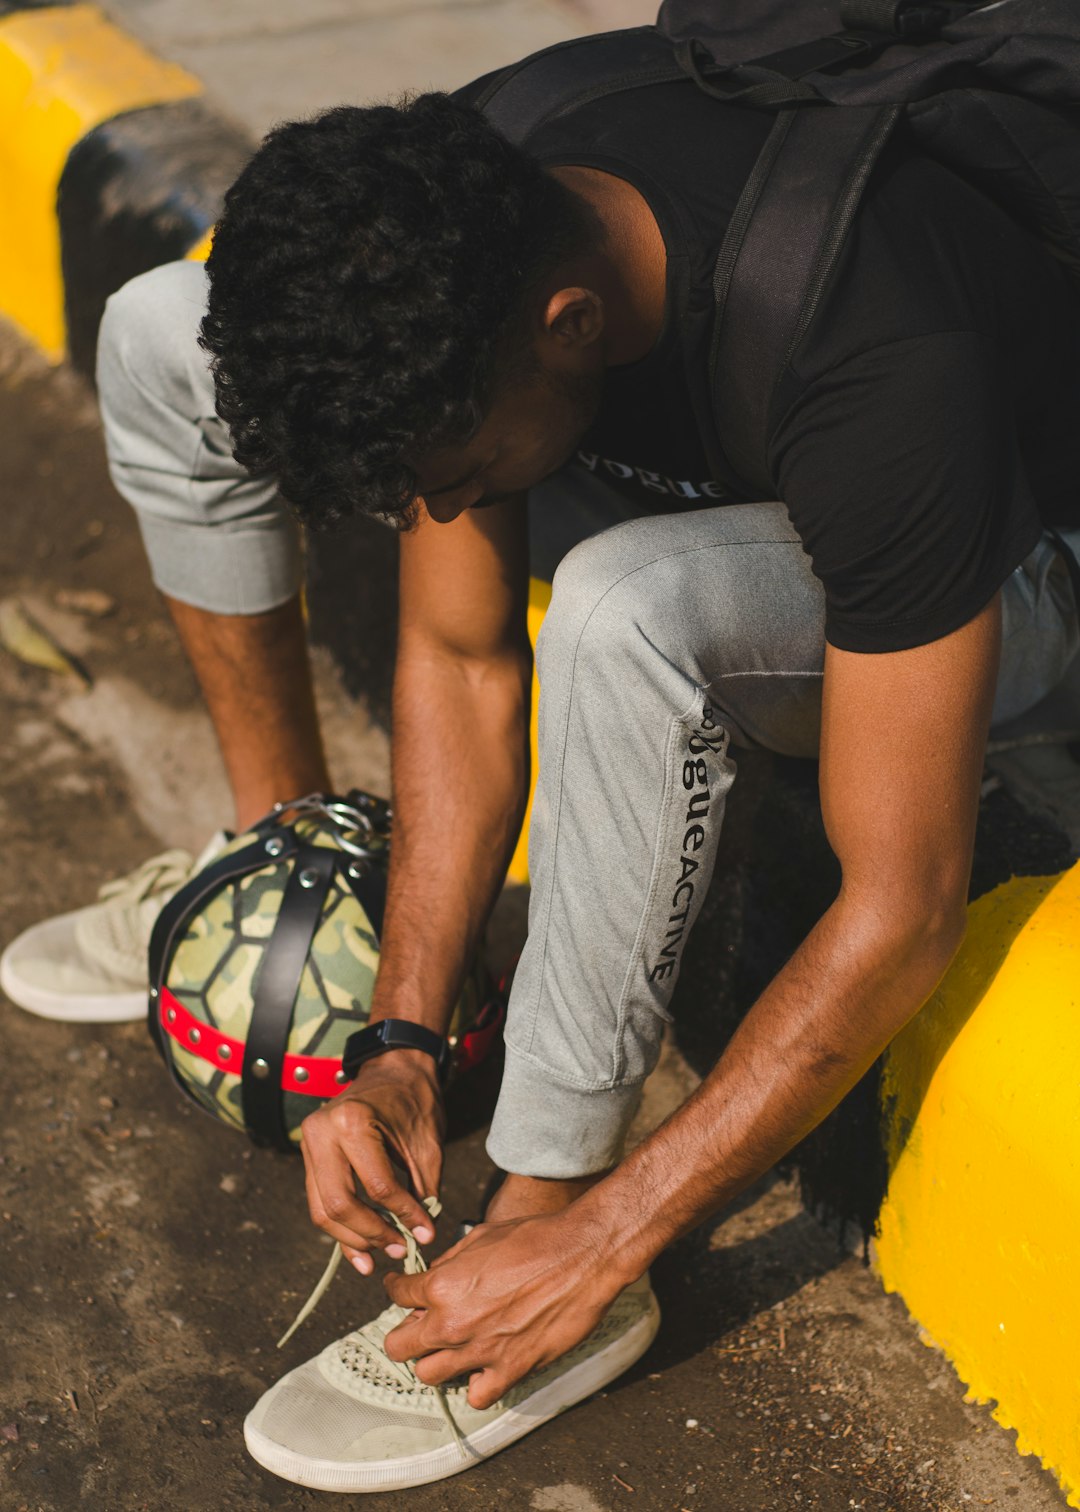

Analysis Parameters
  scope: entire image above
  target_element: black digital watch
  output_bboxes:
[341,1019,453,1084]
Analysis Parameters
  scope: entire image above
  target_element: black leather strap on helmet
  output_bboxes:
[241,842,337,1150]
[147,832,299,1091]
[339,859,386,944]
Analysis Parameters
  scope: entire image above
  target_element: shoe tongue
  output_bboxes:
[75,835,227,982]
[74,892,166,982]
[194,830,230,870]
[356,1299,409,1346]
[349,1304,421,1391]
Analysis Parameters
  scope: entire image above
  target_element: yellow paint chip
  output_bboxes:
[0,4,202,356]
[876,863,1080,1508]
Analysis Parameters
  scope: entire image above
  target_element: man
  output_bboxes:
[8,44,1080,1496]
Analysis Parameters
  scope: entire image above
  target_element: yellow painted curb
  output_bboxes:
[506,574,551,885]
[186,229,214,263]
[0,3,201,357]
[876,863,1080,1508]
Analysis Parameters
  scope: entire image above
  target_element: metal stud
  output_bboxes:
[251,1057,270,1080]
[149,986,159,1000]
[188,1026,201,1046]
[334,1070,348,1085]
[346,862,363,881]
[166,1007,176,1024]
[265,836,284,857]
[293,1066,309,1084]
[298,867,318,889]
[217,1044,231,1062]
[448,1035,458,1048]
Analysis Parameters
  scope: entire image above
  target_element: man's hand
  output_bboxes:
[382,1208,624,1408]
[300,1048,445,1272]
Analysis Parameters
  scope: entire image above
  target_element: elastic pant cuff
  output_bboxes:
[485,1047,643,1178]
[136,512,303,615]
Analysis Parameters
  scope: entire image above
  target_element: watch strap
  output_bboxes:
[342,1019,452,1082]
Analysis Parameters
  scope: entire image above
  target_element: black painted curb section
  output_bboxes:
[0,0,74,14]
[58,97,253,377]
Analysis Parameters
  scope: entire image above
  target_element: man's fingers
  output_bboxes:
[411,1350,519,1405]
[401,1139,444,1223]
[304,1148,403,1251]
[384,1270,431,1312]
[307,1197,391,1257]
[301,1098,439,1242]
[466,1366,507,1411]
[340,1243,375,1277]
[413,1349,477,1387]
[340,1241,411,1275]
[347,1137,436,1242]
[381,1309,432,1364]
[303,1163,375,1252]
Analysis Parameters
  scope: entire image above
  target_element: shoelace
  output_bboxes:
[278,1197,478,1462]
[96,848,195,906]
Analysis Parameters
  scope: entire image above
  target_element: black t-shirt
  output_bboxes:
[464,73,1080,653]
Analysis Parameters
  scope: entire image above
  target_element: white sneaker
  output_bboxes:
[0,834,226,1022]
[245,1272,659,1494]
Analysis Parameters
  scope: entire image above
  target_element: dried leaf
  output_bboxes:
[0,599,90,686]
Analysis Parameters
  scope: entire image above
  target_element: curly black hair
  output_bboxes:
[199,94,597,530]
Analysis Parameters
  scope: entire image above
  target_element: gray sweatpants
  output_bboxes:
[485,504,1079,1176]
[97,261,1078,1178]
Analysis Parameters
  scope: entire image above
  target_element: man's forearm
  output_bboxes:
[369,637,532,1034]
[584,891,967,1283]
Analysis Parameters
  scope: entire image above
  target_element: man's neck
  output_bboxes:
[550,164,668,367]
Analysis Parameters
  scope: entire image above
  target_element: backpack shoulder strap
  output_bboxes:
[710,101,900,494]
[472,24,901,498]
[474,27,686,141]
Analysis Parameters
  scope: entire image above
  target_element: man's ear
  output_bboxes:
[541,287,605,350]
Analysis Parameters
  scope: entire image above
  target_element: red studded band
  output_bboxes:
[158,984,506,1098]
[158,986,350,1100]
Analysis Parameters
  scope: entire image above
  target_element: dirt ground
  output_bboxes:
[0,324,1070,1512]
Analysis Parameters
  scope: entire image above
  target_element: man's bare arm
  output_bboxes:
[593,594,1001,1269]
[385,596,1001,1402]
[300,497,531,1262]
[371,498,532,1037]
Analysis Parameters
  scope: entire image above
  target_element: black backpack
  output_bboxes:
[473,0,1080,500]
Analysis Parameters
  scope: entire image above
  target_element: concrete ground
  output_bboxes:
[100,0,660,138]
[0,314,1073,1509]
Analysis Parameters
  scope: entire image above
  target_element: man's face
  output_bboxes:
[414,296,606,524]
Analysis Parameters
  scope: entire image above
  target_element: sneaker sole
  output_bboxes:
[244,1290,660,1493]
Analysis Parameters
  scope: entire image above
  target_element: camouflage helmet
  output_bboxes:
[147,792,500,1151]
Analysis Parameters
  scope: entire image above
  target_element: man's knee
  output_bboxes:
[542,512,770,668]
[97,260,212,421]
[539,525,642,678]
[538,523,715,720]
